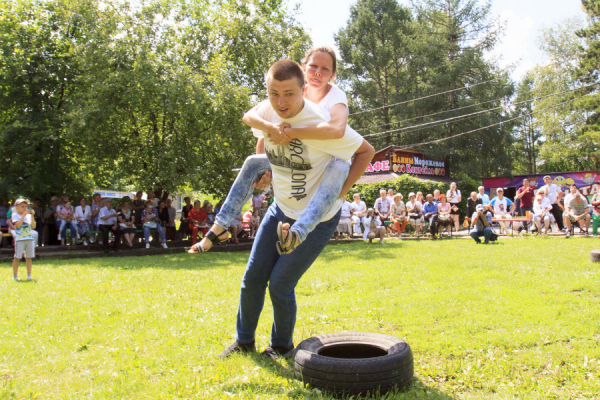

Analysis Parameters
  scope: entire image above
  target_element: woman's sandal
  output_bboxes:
[188,228,229,253]
[276,221,301,255]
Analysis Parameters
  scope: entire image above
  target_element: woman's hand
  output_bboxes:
[267,123,292,145]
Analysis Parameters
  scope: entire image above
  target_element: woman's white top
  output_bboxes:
[318,84,348,112]
[74,205,92,221]
[446,189,461,203]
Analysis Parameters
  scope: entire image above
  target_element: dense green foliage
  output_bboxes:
[0,0,310,200]
[336,0,515,180]
[3,239,600,399]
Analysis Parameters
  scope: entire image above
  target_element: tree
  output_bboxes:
[337,0,514,179]
[576,0,600,171]
[511,74,541,174]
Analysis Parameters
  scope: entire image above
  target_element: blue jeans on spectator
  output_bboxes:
[144,224,166,243]
[235,203,341,348]
[215,154,349,242]
[60,220,78,239]
[470,227,493,244]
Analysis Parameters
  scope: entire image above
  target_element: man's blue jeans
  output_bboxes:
[215,154,349,242]
[144,224,166,243]
[236,203,341,348]
[470,227,493,243]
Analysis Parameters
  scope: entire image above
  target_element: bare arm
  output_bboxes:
[284,103,348,140]
[338,141,375,199]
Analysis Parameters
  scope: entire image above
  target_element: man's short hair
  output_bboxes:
[478,186,484,190]
[380,189,386,194]
[523,178,529,182]
[268,59,304,88]
[497,188,504,193]
[571,184,578,189]
[353,193,360,198]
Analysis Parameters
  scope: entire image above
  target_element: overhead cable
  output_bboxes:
[348,78,502,116]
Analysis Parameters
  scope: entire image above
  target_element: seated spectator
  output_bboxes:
[214,199,224,216]
[335,198,355,241]
[74,197,92,245]
[406,192,423,237]
[390,193,407,236]
[532,194,553,236]
[433,189,441,203]
[157,200,170,231]
[416,191,425,205]
[33,199,44,247]
[90,193,104,231]
[590,191,600,238]
[351,193,367,236]
[189,200,209,245]
[362,208,385,244]
[563,192,591,237]
[466,191,482,228]
[206,203,215,226]
[142,201,168,248]
[0,199,8,232]
[98,199,122,253]
[178,197,192,240]
[374,189,391,223]
[249,209,261,239]
[490,188,515,235]
[470,204,494,244]
[242,208,253,225]
[229,212,244,245]
[58,200,79,246]
[118,199,137,248]
[258,200,269,221]
[165,198,176,241]
[423,194,438,238]
[437,194,452,236]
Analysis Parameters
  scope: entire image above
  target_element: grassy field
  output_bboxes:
[1,238,600,399]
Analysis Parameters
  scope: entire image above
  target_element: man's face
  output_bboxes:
[353,194,360,202]
[388,190,394,197]
[426,195,433,203]
[497,190,504,198]
[267,76,304,119]
[434,190,440,198]
[523,180,529,187]
[166,199,171,207]
[544,177,551,185]
[479,187,485,194]
[34,200,41,207]
[380,191,386,199]
[570,186,577,194]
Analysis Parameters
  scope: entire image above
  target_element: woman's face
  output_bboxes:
[304,51,335,90]
[441,198,446,204]
[80,198,87,206]
[451,183,457,190]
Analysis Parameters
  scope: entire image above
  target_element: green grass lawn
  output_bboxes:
[2,238,600,399]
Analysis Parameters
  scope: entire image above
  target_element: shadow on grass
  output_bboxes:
[231,355,456,400]
[318,241,406,263]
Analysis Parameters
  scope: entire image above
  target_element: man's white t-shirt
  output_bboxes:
[534,198,552,215]
[318,85,347,113]
[491,196,512,215]
[340,201,355,218]
[544,184,561,204]
[252,99,363,221]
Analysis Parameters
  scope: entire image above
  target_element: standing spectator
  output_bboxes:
[132,191,146,227]
[350,193,367,236]
[147,190,159,208]
[362,208,385,244]
[390,193,407,236]
[32,199,44,247]
[98,199,121,253]
[90,193,103,230]
[188,200,208,245]
[446,182,462,232]
[206,203,215,226]
[43,197,59,246]
[251,192,264,211]
[466,192,482,228]
[178,197,192,240]
[490,188,515,235]
[374,189,391,223]
[470,204,494,244]
[74,197,92,246]
[118,199,137,248]
[533,194,553,236]
[477,186,491,211]
[165,198,177,241]
[335,197,355,241]
[590,191,600,238]
[214,199,224,216]
[387,188,395,203]
[540,175,564,230]
[406,192,423,237]
[0,199,8,231]
[564,193,591,237]
[157,200,171,239]
[142,201,167,248]
[515,178,535,232]
[11,199,36,281]
[423,194,438,238]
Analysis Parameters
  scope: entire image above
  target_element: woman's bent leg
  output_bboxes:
[290,159,350,243]
[214,155,271,229]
